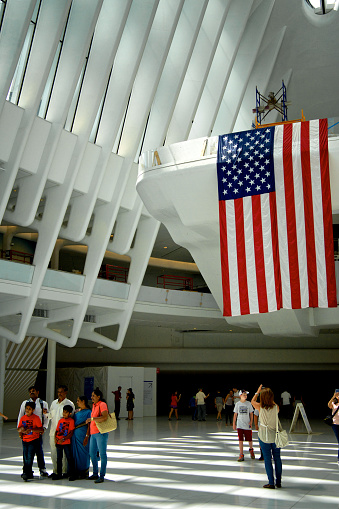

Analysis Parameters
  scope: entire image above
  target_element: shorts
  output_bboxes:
[237,428,252,442]
[216,403,223,412]
[170,405,177,409]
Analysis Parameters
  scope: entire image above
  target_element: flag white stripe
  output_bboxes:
[261,193,278,312]
[309,120,327,306]
[292,122,309,307]
[274,125,291,308]
[243,196,259,314]
[226,200,241,316]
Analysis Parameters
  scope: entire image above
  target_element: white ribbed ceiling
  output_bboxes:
[0,0,338,348]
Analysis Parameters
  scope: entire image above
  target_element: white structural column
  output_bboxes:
[0,338,7,417]
[212,0,276,135]
[0,0,36,114]
[46,339,56,405]
[166,0,234,145]
[188,0,253,140]
[141,0,208,150]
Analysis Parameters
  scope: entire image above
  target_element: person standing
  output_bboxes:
[224,389,234,427]
[195,388,209,421]
[51,405,75,480]
[233,390,255,461]
[17,385,49,478]
[70,396,91,480]
[251,385,282,489]
[17,402,43,481]
[112,386,122,420]
[86,387,109,483]
[189,395,197,420]
[48,385,75,476]
[126,388,135,420]
[280,390,292,419]
[328,390,339,462]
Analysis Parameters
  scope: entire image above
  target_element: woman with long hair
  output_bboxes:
[168,391,181,420]
[328,390,339,461]
[126,388,135,420]
[69,396,91,481]
[85,387,109,483]
[251,385,282,489]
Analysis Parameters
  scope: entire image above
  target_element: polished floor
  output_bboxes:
[0,417,338,509]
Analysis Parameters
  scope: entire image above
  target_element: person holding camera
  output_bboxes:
[251,385,282,489]
[328,390,339,462]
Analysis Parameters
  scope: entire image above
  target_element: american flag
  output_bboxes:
[217,119,337,317]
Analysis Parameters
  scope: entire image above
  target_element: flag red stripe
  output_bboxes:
[300,121,318,307]
[269,192,282,309]
[319,118,337,306]
[235,199,250,314]
[283,124,301,308]
[252,195,268,313]
[219,200,232,316]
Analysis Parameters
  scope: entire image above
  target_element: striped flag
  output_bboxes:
[217,119,337,317]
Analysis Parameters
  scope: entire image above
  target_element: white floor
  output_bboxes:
[0,417,338,509]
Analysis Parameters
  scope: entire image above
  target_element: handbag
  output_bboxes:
[95,411,117,434]
[324,404,339,426]
[275,406,289,448]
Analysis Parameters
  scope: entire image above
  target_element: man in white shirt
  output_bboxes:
[280,390,292,419]
[195,388,209,421]
[48,385,75,476]
[17,385,49,478]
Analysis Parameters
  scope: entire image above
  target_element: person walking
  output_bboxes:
[215,390,224,421]
[168,391,181,420]
[251,385,283,489]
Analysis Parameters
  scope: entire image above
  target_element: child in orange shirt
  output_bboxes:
[51,405,75,480]
[18,402,43,481]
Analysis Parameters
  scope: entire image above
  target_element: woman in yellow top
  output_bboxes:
[251,385,282,490]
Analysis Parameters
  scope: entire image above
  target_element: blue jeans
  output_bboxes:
[258,438,282,486]
[332,424,339,459]
[89,432,108,478]
[22,439,40,476]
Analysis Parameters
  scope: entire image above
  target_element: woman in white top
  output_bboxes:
[251,385,282,489]
[328,391,339,462]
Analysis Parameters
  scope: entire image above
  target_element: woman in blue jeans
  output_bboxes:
[251,385,282,489]
[86,388,109,484]
[328,391,339,460]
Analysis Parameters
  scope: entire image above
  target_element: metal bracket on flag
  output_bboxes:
[152,150,161,166]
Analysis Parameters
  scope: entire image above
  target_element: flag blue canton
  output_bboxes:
[217,127,276,201]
